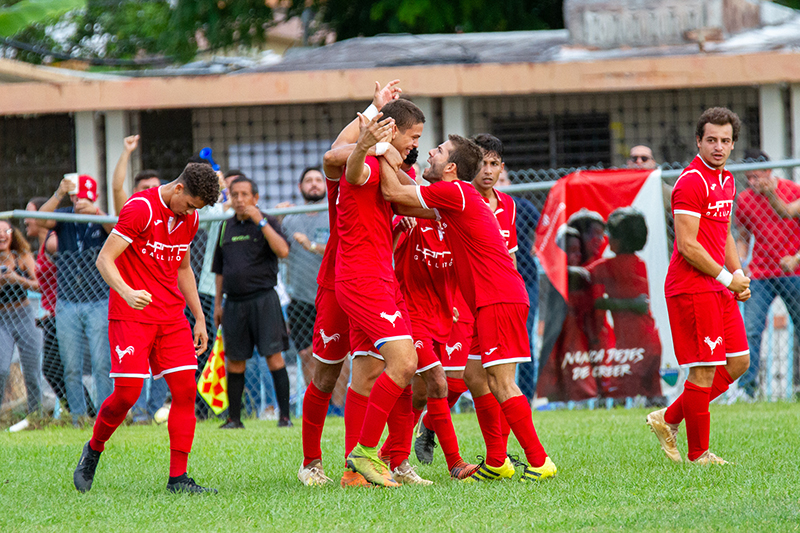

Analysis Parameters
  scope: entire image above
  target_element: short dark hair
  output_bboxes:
[447,134,483,182]
[471,133,504,159]
[178,163,219,207]
[299,167,321,185]
[29,196,49,210]
[607,207,648,254]
[225,169,246,179]
[134,169,160,186]
[380,99,425,132]
[230,176,258,196]
[696,107,741,142]
[743,148,769,162]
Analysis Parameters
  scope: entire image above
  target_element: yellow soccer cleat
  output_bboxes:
[520,456,558,481]
[346,444,401,488]
[646,408,682,463]
[462,457,516,483]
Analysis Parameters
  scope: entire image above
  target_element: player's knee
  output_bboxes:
[423,366,448,398]
[313,364,340,393]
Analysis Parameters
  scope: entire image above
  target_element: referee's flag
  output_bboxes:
[198,326,228,414]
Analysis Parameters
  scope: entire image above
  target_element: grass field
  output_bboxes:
[2,403,800,532]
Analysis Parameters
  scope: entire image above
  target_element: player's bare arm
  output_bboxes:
[176,249,208,355]
[331,80,401,149]
[96,233,153,310]
[345,114,394,185]
[724,229,751,301]
[245,206,289,258]
[112,135,139,215]
[734,225,751,276]
[674,213,749,294]
[379,157,423,208]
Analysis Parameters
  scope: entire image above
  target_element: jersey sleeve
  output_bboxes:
[672,171,707,218]
[418,181,466,212]
[362,155,381,187]
[112,197,152,243]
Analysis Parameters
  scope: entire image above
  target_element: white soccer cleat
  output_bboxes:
[391,459,433,486]
[297,459,333,486]
[689,451,730,465]
[646,408,682,463]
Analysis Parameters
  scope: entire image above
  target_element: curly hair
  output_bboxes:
[178,163,220,207]
[696,107,741,142]
[606,207,648,254]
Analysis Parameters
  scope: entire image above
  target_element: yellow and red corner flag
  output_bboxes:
[198,326,228,414]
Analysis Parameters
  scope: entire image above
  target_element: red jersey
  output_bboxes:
[418,180,528,312]
[335,156,394,283]
[665,155,735,297]
[316,176,341,290]
[36,238,57,314]
[109,187,199,323]
[481,189,518,253]
[735,179,800,280]
[394,217,454,341]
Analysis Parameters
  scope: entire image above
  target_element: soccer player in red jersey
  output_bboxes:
[646,107,751,464]
[73,163,220,493]
[380,134,557,482]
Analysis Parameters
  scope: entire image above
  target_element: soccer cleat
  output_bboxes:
[689,451,730,465]
[166,473,218,494]
[462,457,516,483]
[377,447,391,466]
[392,459,433,486]
[414,416,437,465]
[278,416,293,428]
[340,471,374,488]
[297,459,333,486]
[346,444,401,487]
[449,460,480,480]
[73,442,102,493]
[520,457,558,481]
[219,418,245,430]
[646,408,682,463]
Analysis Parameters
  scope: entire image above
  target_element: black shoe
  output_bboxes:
[166,473,218,494]
[219,418,244,429]
[277,416,293,428]
[414,421,437,465]
[74,442,101,493]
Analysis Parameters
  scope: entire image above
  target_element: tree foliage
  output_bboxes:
[296,0,564,41]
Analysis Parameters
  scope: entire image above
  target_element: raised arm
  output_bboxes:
[345,113,394,185]
[332,80,401,149]
[112,135,138,215]
[39,178,76,229]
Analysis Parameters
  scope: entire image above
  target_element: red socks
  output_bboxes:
[473,393,506,468]
[412,407,423,429]
[164,371,197,477]
[302,381,333,467]
[344,387,369,459]
[426,396,463,469]
[500,411,511,452]
[664,367,734,425]
[421,376,467,431]
[383,386,413,469]
[500,395,547,468]
[682,381,711,461]
[90,381,142,452]
[358,373,404,449]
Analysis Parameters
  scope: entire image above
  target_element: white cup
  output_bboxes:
[63,173,79,195]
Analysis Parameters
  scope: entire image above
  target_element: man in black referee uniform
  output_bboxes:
[212,177,292,428]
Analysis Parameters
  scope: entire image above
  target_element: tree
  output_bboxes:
[295,0,564,41]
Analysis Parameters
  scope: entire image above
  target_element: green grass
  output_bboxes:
[2,403,800,532]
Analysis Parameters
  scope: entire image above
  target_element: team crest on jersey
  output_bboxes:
[115,345,135,363]
[380,311,402,326]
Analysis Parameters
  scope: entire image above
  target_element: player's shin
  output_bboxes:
[90,379,143,452]
[164,371,197,477]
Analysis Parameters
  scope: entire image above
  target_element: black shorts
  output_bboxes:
[222,289,289,361]
[287,300,316,350]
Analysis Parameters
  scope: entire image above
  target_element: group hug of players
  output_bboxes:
[71,78,750,493]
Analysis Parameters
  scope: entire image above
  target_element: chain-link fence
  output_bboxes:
[2,158,800,427]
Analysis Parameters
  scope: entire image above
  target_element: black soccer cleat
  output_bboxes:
[74,441,102,493]
[167,473,218,494]
[278,416,293,428]
[414,422,437,465]
[219,418,245,429]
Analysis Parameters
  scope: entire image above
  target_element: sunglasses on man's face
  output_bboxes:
[629,155,651,163]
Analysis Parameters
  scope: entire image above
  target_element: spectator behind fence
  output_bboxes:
[0,219,43,414]
[735,148,800,399]
[25,197,67,409]
[212,176,292,428]
[277,167,349,413]
[627,145,658,170]
[39,175,115,425]
[497,168,541,399]
[111,135,162,216]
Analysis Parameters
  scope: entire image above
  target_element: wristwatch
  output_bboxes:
[258,218,268,228]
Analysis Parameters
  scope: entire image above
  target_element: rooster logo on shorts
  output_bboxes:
[445,343,462,357]
[115,345,135,363]
[380,311,402,326]
[703,336,723,355]
[319,330,340,346]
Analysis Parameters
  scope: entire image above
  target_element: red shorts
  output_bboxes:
[468,303,531,368]
[311,286,351,365]
[108,319,197,379]
[336,277,412,351]
[667,290,748,368]
[413,334,444,373]
[442,320,472,371]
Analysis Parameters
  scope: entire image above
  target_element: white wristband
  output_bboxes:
[733,269,744,277]
[363,104,379,120]
[375,142,390,156]
[715,269,733,288]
